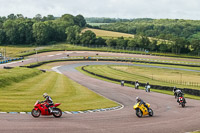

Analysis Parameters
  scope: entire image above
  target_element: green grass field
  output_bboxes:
[0,45,36,58]
[87,23,111,26]
[77,65,200,100]
[82,64,200,90]
[0,67,118,112]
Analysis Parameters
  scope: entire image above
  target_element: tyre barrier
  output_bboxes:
[81,65,200,96]
[0,57,24,64]
[3,66,14,69]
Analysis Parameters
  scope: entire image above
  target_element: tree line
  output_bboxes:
[1,15,200,55]
[89,19,200,55]
[86,17,152,23]
[0,13,86,45]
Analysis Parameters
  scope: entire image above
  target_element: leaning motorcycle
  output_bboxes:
[31,100,62,118]
[133,102,153,117]
[178,97,186,108]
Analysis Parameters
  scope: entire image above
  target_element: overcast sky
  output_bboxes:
[0,0,200,20]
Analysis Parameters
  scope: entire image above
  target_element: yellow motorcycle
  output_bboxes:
[133,103,153,117]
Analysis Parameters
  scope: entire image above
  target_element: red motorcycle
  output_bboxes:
[31,100,62,118]
[178,97,186,108]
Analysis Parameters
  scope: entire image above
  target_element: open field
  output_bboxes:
[0,67,118,112]
[87,23,111,26]
[82,28,134,38]
[0,45,35,58]
[82,64,200,90]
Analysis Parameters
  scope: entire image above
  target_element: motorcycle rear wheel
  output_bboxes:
[136,109,143,118]
[31,109,41,118]
[53,108,62,118]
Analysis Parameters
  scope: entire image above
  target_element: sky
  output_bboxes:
[0,0,200,20]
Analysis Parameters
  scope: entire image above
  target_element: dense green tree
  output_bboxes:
[190,39,200,54]
[95,37,106,45]
[116,37,127,48]
[127,39,138,48]
[3,20,19,44]
[80,30,96,45]
[148,40,158,51]
[61,14,75,26]
[65,25,81,44]
[7,14,16,20]
[75,15,86,27]
[171,37,188,54]
[159,41,169,52]
[33,22,49,44]
[34,14,42,21]
[106,39,116,47]
[0,29,6,44]
[16,14,24,19]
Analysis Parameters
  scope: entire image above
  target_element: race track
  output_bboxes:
[0,51,200,133]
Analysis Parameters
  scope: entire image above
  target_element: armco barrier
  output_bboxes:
[81,65,200,96]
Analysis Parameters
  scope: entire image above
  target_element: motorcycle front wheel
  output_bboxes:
[31,109,41,118]
[53,108,62,118]
[148,108,153,117]
[181,103,185,108]
[136,109,143,118]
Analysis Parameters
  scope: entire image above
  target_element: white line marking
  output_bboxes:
[0,112,7,114]
[47,55,54,57]
[52,66,62,74]
[20,112,26,114]
[64,111,72,114]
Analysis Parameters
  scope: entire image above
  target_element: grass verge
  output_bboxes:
[0,69,118,112]
[82,64,200,90]
[77,66,200,100]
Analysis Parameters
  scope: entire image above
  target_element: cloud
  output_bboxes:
[0,0,200,20]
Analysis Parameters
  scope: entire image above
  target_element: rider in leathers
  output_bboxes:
[41,93,54,113]
[136,97,150,112]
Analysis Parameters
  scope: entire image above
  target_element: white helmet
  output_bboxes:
[43,93,48,98]
[136,96,141,101]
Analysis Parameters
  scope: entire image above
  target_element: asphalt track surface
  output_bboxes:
[0,51,200,133]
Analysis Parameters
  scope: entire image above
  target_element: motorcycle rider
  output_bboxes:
[41,93,54,113]
[135,80,139,89]
[174,89,186,103]
[121,80,125,86]
[145,82,151,92]
[136,97,150,112]
[173,86,178,98]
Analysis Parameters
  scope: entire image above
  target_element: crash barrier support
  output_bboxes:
[81,65,200,96]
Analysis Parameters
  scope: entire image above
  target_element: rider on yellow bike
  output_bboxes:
[136,97,150,112]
